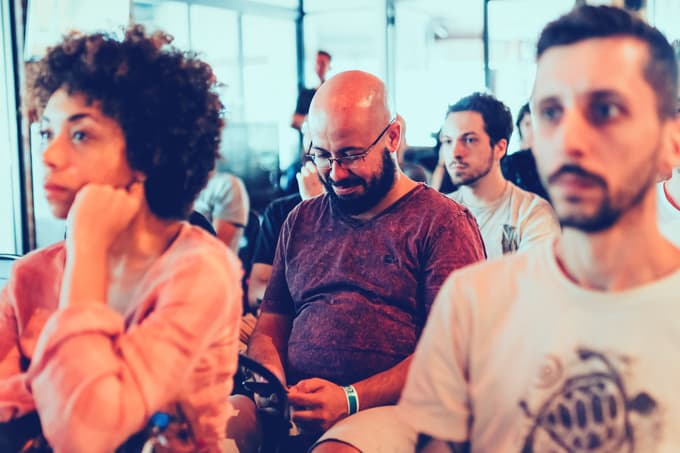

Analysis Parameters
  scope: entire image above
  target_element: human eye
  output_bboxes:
[463,136,477,145]
[343,152,365,161]
[310,153,331,166]
[590,100,623,124]
[538,102,563,123]
[311,152,330,160]
[39,128,53,143]
[71,130,87,142]
[439,137,454,147]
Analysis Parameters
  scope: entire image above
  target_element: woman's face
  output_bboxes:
[40,88,135,219]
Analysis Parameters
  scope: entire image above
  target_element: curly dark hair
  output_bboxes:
[447,92,513,148]
[537,5,677,119]
[33,25,224,220]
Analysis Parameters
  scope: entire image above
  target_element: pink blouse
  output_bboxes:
[0,224,242,452]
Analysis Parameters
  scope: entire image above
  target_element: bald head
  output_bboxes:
[308,71,392,140]
[305,71,410,217]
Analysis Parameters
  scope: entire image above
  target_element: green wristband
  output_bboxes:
[343,385,359,415]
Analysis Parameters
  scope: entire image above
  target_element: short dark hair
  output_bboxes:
[33,26,224,220]
[515,103,531,138]
[537,5,678,119]
[317,50,332,61]
[447,92,513,147]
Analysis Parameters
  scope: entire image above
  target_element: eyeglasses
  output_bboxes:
[306,119,395,170]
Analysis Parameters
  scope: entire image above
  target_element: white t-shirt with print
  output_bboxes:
[449,182,560,258]
[398,242,680,452]
[657,182,680,247]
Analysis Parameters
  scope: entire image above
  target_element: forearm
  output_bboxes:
[28,305,146,452]
[0,300,36,419]
[247,279,266,312]
[246,313,291,384]
[247,332,287,383]
[247,264,272,312]
[352,355,413,409]
[214,220,241,253]
[0,297,22,377]
[61,249,108,308]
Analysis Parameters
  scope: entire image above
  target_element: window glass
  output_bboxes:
[134,1,190,49]
[0,0,21,253]
[648,0,680,43]
[25,0,130,59]
[189,4,240,121]
[394,0,484,147]
[242,15,298,171]
[304,2,386,80]
[304,0,376,13]
[488,0,577,152]
[256,0,298,7]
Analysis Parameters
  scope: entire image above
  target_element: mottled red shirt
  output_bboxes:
[261,184,485,385]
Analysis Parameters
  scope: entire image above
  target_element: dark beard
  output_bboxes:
[547,163,655,233]
[325,148,397,216]
[450,148,494,187]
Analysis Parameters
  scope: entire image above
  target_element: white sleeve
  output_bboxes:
[213,175,250,227]
[397,273,472,443]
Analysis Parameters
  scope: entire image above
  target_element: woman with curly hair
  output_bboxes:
[0,26,242,452]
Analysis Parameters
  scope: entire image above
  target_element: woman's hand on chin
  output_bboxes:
[66,181,145,256]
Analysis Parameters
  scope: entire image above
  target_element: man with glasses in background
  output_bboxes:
[228,70,485,451]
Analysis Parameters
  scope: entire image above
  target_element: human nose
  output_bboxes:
[553,108,591,160]
[452,141,467,160]
[329,158,350,181]
[41,132,68,170]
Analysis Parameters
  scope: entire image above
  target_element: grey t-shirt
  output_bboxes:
[261,184,486,385]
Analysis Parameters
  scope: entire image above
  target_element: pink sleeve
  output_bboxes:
[0,281,36,420]
[26,254,241,453]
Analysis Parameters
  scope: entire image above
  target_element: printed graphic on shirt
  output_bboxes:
[501,224,519,254]
[518,348,661,453]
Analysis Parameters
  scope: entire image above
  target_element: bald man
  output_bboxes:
[228,71,485,451]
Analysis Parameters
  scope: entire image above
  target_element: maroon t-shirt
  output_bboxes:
[261,184,485,385]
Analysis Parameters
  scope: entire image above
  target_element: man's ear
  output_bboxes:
[658,116,680,180]
[386,120,402,153]
[671,116,680,167]
[493,138,508,161]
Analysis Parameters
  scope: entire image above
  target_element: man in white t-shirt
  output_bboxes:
[310,6,680,453]
[194,170,250,252]
[442,92,559,258]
